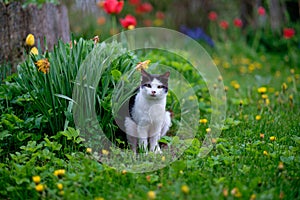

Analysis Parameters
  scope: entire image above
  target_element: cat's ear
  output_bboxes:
[141,69,151,79]
[161,71,170,79]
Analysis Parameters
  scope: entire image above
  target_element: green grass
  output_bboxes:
[0,38,299,199]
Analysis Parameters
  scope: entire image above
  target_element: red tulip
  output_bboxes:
[103,0,124,14]
[208,11,218,21]
[120,15,137,29]
[283,28,295,39]
[233,18,243,28]
[219,20,229,30]
[136,2,153,14]
[257,6,266,16]
[156,11,165,20]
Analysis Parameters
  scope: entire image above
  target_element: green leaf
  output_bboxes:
[111,69,122,81]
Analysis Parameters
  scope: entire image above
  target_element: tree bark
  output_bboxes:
[0,2,70,73]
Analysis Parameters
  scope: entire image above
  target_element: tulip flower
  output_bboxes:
[103,0,124,14]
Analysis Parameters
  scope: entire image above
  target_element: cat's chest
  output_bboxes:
[132,94,166,122]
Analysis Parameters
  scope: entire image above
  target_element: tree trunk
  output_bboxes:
[269,0,284,32]
[0,2,70,73]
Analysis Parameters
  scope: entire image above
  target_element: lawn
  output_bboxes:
[1,1,300,200]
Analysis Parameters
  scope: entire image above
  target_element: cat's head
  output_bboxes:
[140,69,170,100]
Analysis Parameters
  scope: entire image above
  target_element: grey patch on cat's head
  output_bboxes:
[140,69,170,87]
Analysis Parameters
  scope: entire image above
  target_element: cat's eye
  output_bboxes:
[143,84,151,88]
[157,85,164,89]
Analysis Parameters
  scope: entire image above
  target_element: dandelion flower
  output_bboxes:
[102,149,109,155]
[86,148,92,153]
[255,115,261,121]
[147,191,156,199]
[231,187,242,198]
[250,194,256,200]
[261,94,268,99]
[206,128,211,133]
[263,150,268,156]
[122,170,127,175]
[233,83,240,90]
[35,184,44,192]
[270,136,276,141]
[30,47,39,55]
[54,169,65,177]
[32,175,41,184]
[257,87,267,94]
[25,34,35,46]
[57,183,63,190]
[278,162,284,170]
[94,197,104,200]
[260,133,264,139]
[199,118,208,124]
[282,83,287,92]
[161,156,166,162]
[59,191,65,195]
[181,185,190,194]
[35,58,50,74]
[136,60,150,71]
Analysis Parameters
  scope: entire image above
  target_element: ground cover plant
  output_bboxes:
[0,1,300,200]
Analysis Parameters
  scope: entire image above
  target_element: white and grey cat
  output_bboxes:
[125,69,172,153]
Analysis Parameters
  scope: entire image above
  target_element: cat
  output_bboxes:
[124,69,172,153]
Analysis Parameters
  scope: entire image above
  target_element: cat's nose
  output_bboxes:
[151,91,156,94]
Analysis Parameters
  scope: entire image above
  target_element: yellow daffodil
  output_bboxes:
[257,87,267,94]
[199,119,208,124]
[136,60,151,71]
[30,47,39,55]
[147,191,156,199]
[57,183,63,190]
[32,175,41,184]
[25,34,35,46]
[270,136,276,141]
[35,184,44,192]
[181,185,189,194]
[35,58,50,74]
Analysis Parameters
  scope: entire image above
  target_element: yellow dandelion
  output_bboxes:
[35,184,44,192]
[54,169,65,177]
[269,136,276,141]
[265,98,270,105]
[257,87,267,94]
[57,183,63,190]
[86,148,92,153]
[224,86,228,92]
[30,47,39,55]
[218,75,223,82]
[35,58,50,74]
[278,162,284,170]
[59,191,64,196]
[122,170,127,175]
[181,185,189,194]
[147,191,156,200]
[295,74,299,80]
[231,187,242,198]
[157,183,163,188]
[206,128,211,133]
[287,76,293,83]
[32,175,41,184]
[94,197,104,200]
[179,170,184,174]
[289,95,293,101]
[136,60,151,71]
[263,150,268,156]
[250,194,256,200]
[222,188,228,197]
[199,118,208,124]
[261,94,268,99]
[290,69,295,74]
[233,83,240,90]
[239,100,243,106]
[223,62,230,69]
[282,83,287,92]
[25,33,35,46]
[161,156,166,162]
[102,149,109,155]
[255,115,261,121]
